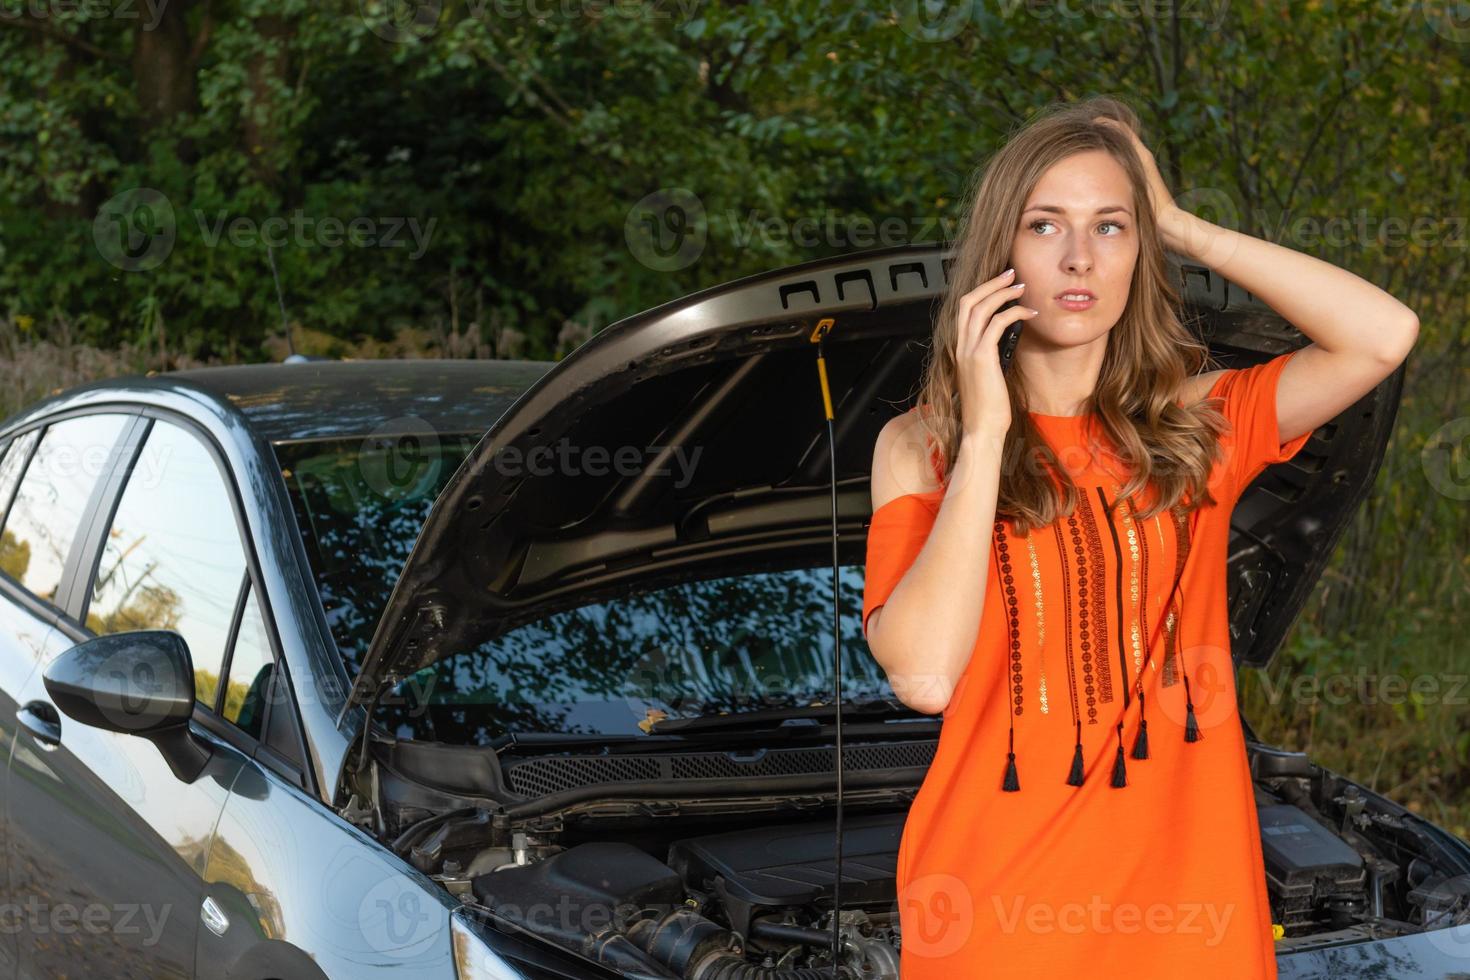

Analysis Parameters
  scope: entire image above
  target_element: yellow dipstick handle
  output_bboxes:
[810,317,836,421]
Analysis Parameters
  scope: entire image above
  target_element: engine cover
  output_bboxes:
[1258,803,1367,928]
[667,810,905,908]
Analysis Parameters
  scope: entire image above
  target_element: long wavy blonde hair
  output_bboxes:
[917,94,1231,536]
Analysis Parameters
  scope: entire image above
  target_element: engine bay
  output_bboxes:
[357,739,1470,978]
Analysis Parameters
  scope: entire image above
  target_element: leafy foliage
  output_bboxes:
[1,0,1465,828]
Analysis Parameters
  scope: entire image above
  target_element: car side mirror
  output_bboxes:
[43,630,212,783]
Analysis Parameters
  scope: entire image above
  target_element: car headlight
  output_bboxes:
[451,908,527,980]
[450,906,623,980]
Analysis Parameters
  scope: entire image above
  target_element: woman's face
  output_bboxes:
[1009,149,1140,351]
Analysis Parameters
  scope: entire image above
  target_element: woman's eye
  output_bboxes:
[1027,219,1127,235]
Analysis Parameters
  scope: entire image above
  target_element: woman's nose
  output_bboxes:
[1064,246,1094,275]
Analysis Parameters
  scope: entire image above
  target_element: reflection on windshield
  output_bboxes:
[276,435,890,745]
[382,565,885,743]
[275,433,482,678]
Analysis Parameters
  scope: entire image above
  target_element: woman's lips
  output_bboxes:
[1055,293,1097,311]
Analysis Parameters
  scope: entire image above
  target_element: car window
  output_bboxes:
[0,429,41,525]
[86,419,247,710]
[0,416,129,604]
[222,582,273,739]
[274,433,480,677]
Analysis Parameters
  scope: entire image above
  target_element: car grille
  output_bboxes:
[501,739,937,799]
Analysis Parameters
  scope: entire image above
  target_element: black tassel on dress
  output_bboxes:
[1003,729,1020,792]
[1066,721,1086,786]
[1131,691,1150,760]
[1110,721,1128,787]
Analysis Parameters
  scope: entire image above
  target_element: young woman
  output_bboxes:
[861,96,1418,977]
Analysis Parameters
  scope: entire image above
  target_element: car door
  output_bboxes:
[0,412,142,979]
[192,576,340,980]
[0,427,52,978]
[7,413,251,979]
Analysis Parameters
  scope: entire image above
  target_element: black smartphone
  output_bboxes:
[996,298,1024,375]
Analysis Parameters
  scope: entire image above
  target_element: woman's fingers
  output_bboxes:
[970,302,1038,363]
[958,276,1029,359]
[956,269,1018,353]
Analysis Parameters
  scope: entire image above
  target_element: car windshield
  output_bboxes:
[275,435,892,745]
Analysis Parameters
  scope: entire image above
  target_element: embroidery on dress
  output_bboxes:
[1065,510,1099,725]
[1077,489,1114,705]
[1123,491,1149,676]
[1161,505,1194,687]
[1095,486,1133,710]
[1023,530,1050,714]
[994,521,1025,715]
[1051,520,1083,726]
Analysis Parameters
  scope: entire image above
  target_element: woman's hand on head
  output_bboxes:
[1093,116,1186,246]
[954,268,1037,439]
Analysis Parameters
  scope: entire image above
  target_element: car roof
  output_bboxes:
[13,358,558,443]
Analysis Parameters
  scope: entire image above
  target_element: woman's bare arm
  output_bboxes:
[1095,115,1419,443]
[866,413,1008,715]
[1163,207,1418,444]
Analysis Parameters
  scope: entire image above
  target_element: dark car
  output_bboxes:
[0,242,1465,978]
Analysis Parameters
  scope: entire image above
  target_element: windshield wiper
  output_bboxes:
[647,697,931,734]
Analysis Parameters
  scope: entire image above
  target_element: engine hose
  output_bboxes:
[623,907,855,980]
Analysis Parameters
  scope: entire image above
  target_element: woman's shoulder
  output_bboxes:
[871,407,947,507]
[1176,368,1231,409]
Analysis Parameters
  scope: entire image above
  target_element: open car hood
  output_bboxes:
[346,242,1403,710]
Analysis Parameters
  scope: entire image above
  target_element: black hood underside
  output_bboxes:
[348,243,1402,709]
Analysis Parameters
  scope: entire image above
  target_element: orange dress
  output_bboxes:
[862,351,1310,977]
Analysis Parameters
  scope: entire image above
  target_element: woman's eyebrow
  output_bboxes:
[1023,204,1133,216]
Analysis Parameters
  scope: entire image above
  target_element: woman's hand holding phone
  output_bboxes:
[955,268,1039,438]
